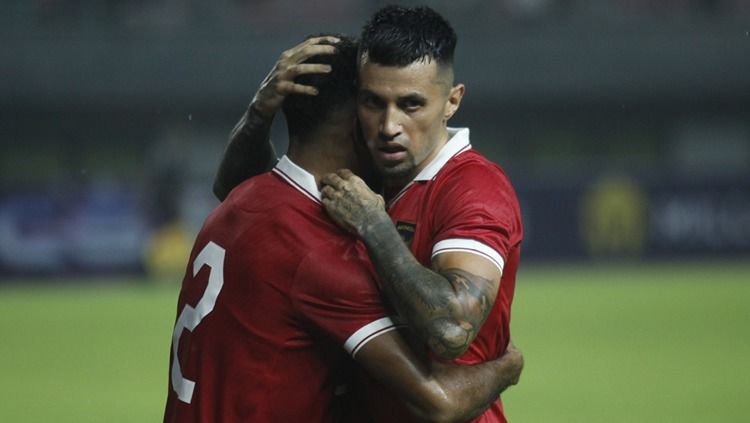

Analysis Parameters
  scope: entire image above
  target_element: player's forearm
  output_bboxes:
[212,103,277,201]
[432,344,524,421]
[360,214,479,359]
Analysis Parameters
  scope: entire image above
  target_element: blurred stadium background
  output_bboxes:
[1,0,749,421]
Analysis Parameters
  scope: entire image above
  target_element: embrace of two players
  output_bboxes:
[165,5,524,423]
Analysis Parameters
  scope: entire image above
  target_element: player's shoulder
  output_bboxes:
[439,149,513,187]
[226,170,311,212]
[430,149,521,214]
[291,238,377,297]
[228,170,279,197]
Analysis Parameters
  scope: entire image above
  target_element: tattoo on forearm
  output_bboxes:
[384,265,496,358]
[430,269,495,356]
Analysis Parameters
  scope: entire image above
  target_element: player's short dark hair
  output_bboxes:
[282,34,358,137]
[359,5,456,67]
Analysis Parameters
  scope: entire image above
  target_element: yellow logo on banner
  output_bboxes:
[579,175,648,257]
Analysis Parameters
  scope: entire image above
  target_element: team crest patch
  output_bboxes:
[396,221,416,247]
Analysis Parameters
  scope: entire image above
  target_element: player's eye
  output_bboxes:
[359,93,384,109]
[399,98,424,112]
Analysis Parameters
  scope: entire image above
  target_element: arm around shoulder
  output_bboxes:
[355,330,523,423]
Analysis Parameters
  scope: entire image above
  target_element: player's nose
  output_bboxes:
[378,106,401,140]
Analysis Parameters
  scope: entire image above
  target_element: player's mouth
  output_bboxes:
[377,144,408,162]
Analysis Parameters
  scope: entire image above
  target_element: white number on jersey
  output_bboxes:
[170,241,226,403]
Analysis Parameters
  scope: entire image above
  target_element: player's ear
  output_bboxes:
[444,83,465,122]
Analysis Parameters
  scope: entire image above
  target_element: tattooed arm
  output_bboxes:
[213,103,276,201]
[321,170,501,359]
[213,36,340,201]
[358,214,500,359]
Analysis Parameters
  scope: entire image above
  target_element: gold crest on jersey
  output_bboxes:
[395,221,416,248]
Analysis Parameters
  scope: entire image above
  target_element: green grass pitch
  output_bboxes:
[1,261,748,422]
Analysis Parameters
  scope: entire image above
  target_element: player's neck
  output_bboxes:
[382,178,411,200]
[288,134,355,186]
[382,128,450,199]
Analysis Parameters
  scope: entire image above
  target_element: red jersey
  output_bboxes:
[369,128,523,423]
[164,156,399,423]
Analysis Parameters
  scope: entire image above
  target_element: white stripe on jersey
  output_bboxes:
[343,317,402,358]
[432,238,505,273]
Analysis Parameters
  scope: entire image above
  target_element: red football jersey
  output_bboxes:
[368,128,523,423]
[164,156,399,423]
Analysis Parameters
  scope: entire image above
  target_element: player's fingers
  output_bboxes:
[320,185,336,200]
[282,35,337,60]
[304,35,341,46]
[275,80,318,96]
[337,170,371,193]
[336,169,355,180]
[292,63,332,76]
[287,43,337,65]
[279,63,331,82]
[320,173,337,188]
[320,172,345,189]
[292,36,340,55]
[321,197,334,211]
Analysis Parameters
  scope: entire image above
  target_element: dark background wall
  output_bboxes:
[2,0,749,276]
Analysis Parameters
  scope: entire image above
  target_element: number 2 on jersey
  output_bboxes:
[171,241,226,403]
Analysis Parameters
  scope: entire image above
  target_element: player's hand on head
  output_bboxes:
[252,36,339,118]
[320,169,387,237]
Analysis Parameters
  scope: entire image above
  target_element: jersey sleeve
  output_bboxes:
[430,161,523,273]
[290,241,401,358]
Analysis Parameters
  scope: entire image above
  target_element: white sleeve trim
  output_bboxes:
[432,238,505,273]
[343,317,401,358]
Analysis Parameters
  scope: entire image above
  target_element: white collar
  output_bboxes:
[272,129,471,203]
[386,127,471,207]
[412,127,471,181]
[272,155,321,203]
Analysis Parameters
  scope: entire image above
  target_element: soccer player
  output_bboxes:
[165,35,522,423]
[319,7,524,422]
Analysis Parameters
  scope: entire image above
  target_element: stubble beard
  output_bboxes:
[376,156,417,192]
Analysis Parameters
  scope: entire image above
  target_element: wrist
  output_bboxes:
[248,100,275,122]
[359,209,396,242]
